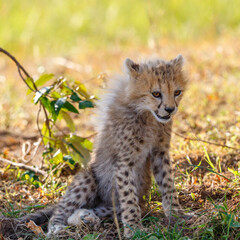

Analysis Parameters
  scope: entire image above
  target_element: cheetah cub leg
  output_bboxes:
[93,206,121,219]
[47,170,97,236]
[152,150,182,217]
[115,165,143,238]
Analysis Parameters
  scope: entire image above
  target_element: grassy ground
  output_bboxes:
[0,1,240,239]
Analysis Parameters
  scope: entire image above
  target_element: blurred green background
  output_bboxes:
[1,0,240,56]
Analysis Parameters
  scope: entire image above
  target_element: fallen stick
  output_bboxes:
[173,131,240,151]
[0,157,47,176]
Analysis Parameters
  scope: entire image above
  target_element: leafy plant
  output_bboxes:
[0,48,95,179]
[34,74,94,173]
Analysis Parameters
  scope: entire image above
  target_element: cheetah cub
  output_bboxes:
[23,55,188,238]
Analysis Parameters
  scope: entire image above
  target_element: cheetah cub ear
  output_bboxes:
[171,54,185,71]
[124,58,141,76]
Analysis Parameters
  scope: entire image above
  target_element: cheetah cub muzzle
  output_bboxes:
[17,55,189,239]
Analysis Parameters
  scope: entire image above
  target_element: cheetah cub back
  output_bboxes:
[15,55,188,239]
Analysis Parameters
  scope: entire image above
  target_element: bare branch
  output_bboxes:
[86,133,97,140]
[0,157,47,176]
[0,47,53,141]
[37,104,44,139]
[42,106,52,138]
[0,47,37,92]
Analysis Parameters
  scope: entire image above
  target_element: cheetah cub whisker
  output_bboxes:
[20,55,189,239]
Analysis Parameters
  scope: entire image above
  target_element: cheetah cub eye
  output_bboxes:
[152,91,162,98]
[174,90,182,97]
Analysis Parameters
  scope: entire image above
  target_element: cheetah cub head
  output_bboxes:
[125,55,188,123]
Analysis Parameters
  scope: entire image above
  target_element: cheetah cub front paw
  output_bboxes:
[47,224,66,237]
[67,209,100,230]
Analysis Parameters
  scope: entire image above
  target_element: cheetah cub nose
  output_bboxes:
[164,106,175,114]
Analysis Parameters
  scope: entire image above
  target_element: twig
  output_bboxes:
[141,204,162,220]
[42,104,52,138]
[51,120,69,136]
[86,133,97,140]
[37,103,44,139]
[173,131,240,151]
[42,162,65,183]
[0,157,47,176]
[36,103,51,146]
[0,47,53,142]
[183,164,232,181]
[21,138,42,164]
[0,47,37,92]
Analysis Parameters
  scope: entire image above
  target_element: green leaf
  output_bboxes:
[62,101,79,113]
[81,139,93,151]
[59,142,68,154]
[51,149,63,165]
[60,111,75,132]
[69,135,85,142]
[63,155,75,165]
[26,77,36,94]
[51,97,67,121]
[41,122,50,145]
[70,92,81,102]
[55,97,67,114]
[34,86,53,104]
[67,142,84,158]
[79,100,94,109]
[40,96,51,110]
[42,146,54,156]
[51,91,62,99]
[21,171,41,187]
[35,74,54,87]
[228,168,240,177]
[77,84,90,99]
[61,84,73,95]
[22,171,36,180]
[68,135,91,166]
[40,97,57,121]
